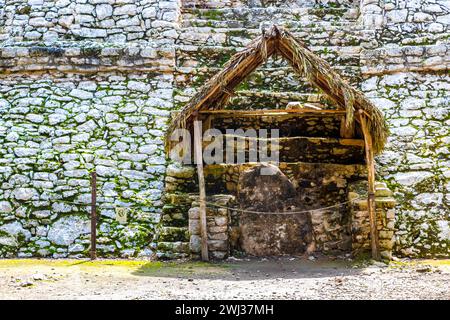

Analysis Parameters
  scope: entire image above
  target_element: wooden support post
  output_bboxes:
[359,110,380,260]
[90,170,97,260]
[193,115,209,261]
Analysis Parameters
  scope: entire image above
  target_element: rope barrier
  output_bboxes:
[203,196,361,215]
[10,196,363,214]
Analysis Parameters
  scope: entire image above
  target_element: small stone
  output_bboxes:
[58,15,74,28]
[69,89,94,100]
[113,4,137,16]
[96,165,119,177]
[13,188,38,201]
[0,236,18,247]
[416,266,432,273]
[73,28,107,38]
[386,9,408,23]
[35,240,50,248]
[413,12,433,22]
[190,235,201,253]
[142,7,156,19]
[166,164,195,179]
[29,17,52,27]
[127,81,151,93]
[14,148,38,157]
[6,132,19,142]
[48,216,90,246]
[0,222,31,241]
[0,201,13,213]
[48,114,67,125]
[26,114,45,123]
[96,4,113,20]
[68,243,85,253]
[24,31,42,40]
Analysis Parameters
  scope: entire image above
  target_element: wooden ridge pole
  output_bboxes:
[193,113,209,261]
[359,110,380,260]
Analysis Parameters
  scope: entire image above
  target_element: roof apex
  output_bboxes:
[167,26,388,154]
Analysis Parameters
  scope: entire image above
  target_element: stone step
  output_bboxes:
[181,7,359,23]
[176,27,372,48]
[158,226,190,242]
[175,45,362,69]
[161,196,193,227]
[174,89,335,110]
[209,108,344,137]
[182,17,358,29]
[215,90,335,109]
[182,0,321,9]
[157,241,190,255]
[203,161,366,194]
[174,64,361,92]
[202,135,365,164]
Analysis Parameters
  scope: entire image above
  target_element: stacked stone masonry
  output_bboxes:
[0,0,448,258]
[189,195,234,260]
[349,181,396,260]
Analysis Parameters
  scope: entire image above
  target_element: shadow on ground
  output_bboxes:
[130,256,364,280]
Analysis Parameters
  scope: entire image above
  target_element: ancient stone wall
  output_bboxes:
[0,0,180,258]
[348,180,396,259]
[0,0,448,258]
[359,0,449,257]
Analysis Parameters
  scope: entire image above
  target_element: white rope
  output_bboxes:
[203,196,361,215]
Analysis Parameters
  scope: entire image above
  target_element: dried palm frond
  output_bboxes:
[166,25,388,154]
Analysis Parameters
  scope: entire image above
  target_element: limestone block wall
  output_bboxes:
[0,0,180,43]
[189,195,234,260]
[381,0,449,45]
[359,0,450,257]
[0,0,180,258]
[349,181,396,259]
[0,69,173,258]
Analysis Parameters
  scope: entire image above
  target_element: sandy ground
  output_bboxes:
[0,257,449,300]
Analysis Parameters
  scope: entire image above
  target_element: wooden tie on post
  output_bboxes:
[193,114,209,261]
[358,110,380,260]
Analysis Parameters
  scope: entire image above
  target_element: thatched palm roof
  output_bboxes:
[167,25,388,154]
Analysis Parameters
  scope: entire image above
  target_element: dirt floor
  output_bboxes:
[0,256,449,300]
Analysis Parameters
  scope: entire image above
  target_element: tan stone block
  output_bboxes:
[208,240,228,251]
[376,197,396,208]
[209,226,227,233]
[386,220,395,230]
[188,207,200,219]
[209,232,228,241]
[217,208,228,216]
[375,187,393,197]
[386,209,395,219]
[379,230,394,239]
[215,216,228,226]
[190,235,201,253]
[380,250,392,260]
[355,210,368,218]
[379,239,394,250]
[189,219,200,235]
